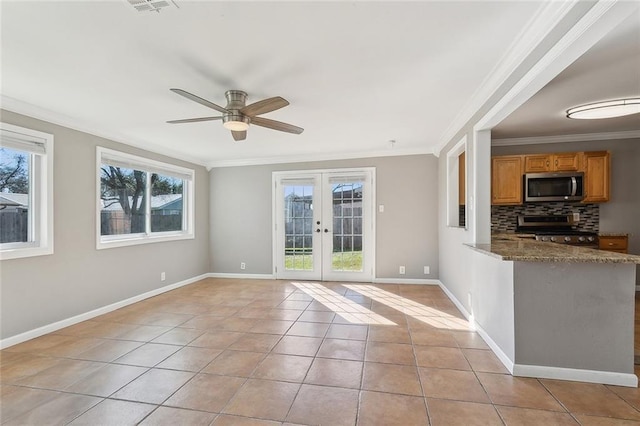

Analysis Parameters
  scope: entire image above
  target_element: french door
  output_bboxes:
[273,168,374,282]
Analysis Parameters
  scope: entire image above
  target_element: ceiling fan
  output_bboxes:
[167,89,304,141]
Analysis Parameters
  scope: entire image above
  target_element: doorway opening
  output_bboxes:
[273,168,375,282]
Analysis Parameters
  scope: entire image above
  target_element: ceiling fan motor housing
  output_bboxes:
[225,90,248,110]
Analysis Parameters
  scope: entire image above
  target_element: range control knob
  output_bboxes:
[550,236,556,242]
[540,236,548,242]
[587,236,595,242]
[578,236,586,242]
[564,237,571,242]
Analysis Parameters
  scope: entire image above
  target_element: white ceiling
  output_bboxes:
[2,1,636,167]
[492,12,640,140]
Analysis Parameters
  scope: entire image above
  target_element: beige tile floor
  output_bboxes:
[1,278,639,425]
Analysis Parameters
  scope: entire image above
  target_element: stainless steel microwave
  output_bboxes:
[524,172,584,202]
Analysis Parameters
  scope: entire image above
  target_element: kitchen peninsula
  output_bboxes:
[465,235,640,387]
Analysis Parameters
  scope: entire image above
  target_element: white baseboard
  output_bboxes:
[373,278,441,285]
[207,273,275,280]
[513,363,638,388]
[473,322,515,374]
[437,281,515,374]
[437,281,471,320]
[438,282,635,386]
[0,273,209,349]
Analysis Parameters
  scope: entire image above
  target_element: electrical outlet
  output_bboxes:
[160,272,166,281]
[424,266,430,274]
[240,262,246,270]
[378,204,385,213]
[573,212,580,221]
[399,266,405,275]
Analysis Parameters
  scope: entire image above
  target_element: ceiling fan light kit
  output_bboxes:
[223,114,250,131]
[566,98,640,119]
[168,88,303,141]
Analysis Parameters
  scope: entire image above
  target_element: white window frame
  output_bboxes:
[0,123,54,260]
[96,147,195,250]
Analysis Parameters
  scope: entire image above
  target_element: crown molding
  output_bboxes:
[492,130,640,146]
[0,95,209,167]
[474,0,638,134]
[433,0,581,156]
[205,146,434,169]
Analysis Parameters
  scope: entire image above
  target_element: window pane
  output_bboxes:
[100,166,147,235]
[284,184,314,271]
[0,148,30,243]
[151,173,183,232]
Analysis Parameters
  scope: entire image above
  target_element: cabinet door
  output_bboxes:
[524,155,551,172]
[553,153,580,171]
[492,156,523,205]
[599,236,627,253]
[583,151,610,203]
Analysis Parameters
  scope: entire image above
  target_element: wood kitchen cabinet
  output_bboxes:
[524,152,581,172]
[491,155,523,205]
[583,151,610,203]
[599,235,628,254]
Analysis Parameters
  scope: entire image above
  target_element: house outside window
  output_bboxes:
[0,123,54,260]
[97,147,194,249]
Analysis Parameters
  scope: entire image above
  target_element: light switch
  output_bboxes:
[378,204,385,213]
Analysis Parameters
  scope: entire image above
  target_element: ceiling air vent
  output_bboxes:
[126,0,178,13]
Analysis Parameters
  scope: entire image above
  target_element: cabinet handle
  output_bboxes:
[555,159,558,166]
[546,161,550,167]
[608,243,614,246]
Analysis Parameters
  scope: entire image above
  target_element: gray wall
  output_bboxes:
[493,139,640,284]
[209,155,438,280]
[0,110,210,340]
[514,261,635,374]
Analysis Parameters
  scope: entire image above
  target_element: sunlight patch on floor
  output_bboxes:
[343,284,471,331]
[292,282,396,325]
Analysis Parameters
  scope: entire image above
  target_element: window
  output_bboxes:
[447,136,467,228]
[97,147,194,249]
[0,123,54,260]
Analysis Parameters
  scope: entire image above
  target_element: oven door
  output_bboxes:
[525,172,584,202]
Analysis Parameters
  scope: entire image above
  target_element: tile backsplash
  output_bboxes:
[491,202,599,233]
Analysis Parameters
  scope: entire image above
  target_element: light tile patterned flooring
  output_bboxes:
[1,278,639,425]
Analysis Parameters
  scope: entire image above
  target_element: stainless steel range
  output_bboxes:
[516,214,599,248]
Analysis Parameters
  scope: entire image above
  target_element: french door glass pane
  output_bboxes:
[284,184,314,271]
[331,182,363,272]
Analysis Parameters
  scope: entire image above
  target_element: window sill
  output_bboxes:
[0,245,54,261]
[96,232,194,250]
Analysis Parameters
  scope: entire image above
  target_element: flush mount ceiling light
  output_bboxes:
[566,98,640,119]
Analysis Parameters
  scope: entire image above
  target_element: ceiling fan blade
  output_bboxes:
[240,96,289,117]
[170,88,228,114]
[251,116,304,135]
[166,116,223,124]
[232,130,247,141]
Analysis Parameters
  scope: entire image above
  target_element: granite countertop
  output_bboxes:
[468,234,640,264]
[599,233,629,237]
